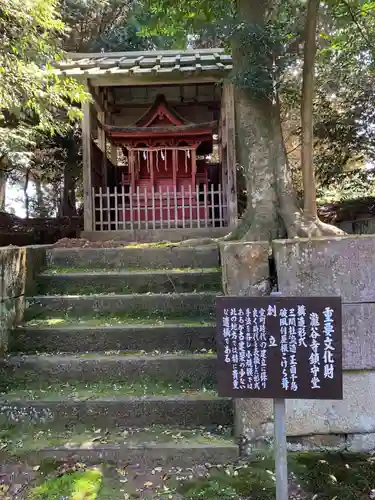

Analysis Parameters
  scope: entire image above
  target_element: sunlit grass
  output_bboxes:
[28,467,103,500]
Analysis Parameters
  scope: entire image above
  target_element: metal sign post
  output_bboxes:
[271,291,289,500]
[274,398,288,500]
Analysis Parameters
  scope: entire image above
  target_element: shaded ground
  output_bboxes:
[4,452,375,499]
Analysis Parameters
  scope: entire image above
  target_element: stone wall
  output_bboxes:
[0,246,47,356]
[338,217,375,235]
[221,235,375,452]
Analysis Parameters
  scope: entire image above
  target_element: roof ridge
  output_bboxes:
[67,48,226,60]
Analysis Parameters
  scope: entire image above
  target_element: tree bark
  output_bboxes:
[60,163,77,217]
[24,169,30,219]
[34,177,48,218]
[301,0,319,220]
[181,0,344,247]
[0,169,6,211]
[227,0,344,241]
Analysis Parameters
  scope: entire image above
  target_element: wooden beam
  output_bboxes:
[87,73,224,87]
[97,110,107,186]
[172,149,177,189]
[107,93,118,166]
[191,148,197,189]
[222,83,237,228]
[87,82,105,112]
[82,94,93,232]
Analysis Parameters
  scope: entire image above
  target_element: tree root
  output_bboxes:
[178,237,220,247]
[179,210,347,247]
[286,214,346,238]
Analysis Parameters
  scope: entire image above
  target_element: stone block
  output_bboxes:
[32,442,239,468]
[221,241,272,442]
[6,353,217,386]
[273,235,375,302]
[37,269,221,295]
[11,324,216,354]
[287,434,346,452]
[0,247,35,356]
[234,399,273,440]
[47,246,220,270]
[0,396,233,428]
[27,292,217,319]
[287,371,375,435]
[235,371,375,439]
[346,433,375,452]
[220,241,271,296]
[342,303,375,370]
[81,227,228,243]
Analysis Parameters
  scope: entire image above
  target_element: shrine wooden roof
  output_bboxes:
[135,94,188,127]
[104,121,217,138]
[104,94,217,140]
[55,49,232,81]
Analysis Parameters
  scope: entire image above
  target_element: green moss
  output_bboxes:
[0,378,217,400]
[0,423,233,458]
[179,458,276,500]
[293,452,375,500]
[43,267,220,275]
[37,268,221,296]
[28,467,103,500]
[122,241,178,248]
[24,311,215,328]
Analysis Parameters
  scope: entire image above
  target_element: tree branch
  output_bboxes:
[340,0,375,52]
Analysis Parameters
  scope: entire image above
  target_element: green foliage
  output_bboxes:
[0,0,88,171]
[29,467,103,500]
[179,460,276,500]
[317,168,375,203]
[294,452,375,500]
[142,0,232,47]
[312,0,375,186]
[61,0,175,53]
[142,0,375,203]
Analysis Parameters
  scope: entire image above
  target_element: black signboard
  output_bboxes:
[216,296,342,400]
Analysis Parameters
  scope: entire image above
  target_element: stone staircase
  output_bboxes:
[0,245,237,468]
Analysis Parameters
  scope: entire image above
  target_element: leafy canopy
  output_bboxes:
[0,0,88,167]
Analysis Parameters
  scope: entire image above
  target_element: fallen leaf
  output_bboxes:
[32,466,40,471]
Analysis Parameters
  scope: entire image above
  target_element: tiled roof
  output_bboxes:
[56,48,232,78]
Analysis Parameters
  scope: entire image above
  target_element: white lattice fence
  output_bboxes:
[92,185,228,231]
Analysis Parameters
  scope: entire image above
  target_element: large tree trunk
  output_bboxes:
[24,169,30,219]
[60,163,77,217]
[0,169,6,211]
[229,0,343,241]
[230,0,296,240]
[34,177,48,218]
[301,0,319,220]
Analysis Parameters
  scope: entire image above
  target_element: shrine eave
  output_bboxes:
[103,121,217,139]
[55,49,232,80]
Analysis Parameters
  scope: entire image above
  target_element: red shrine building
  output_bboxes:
[57,49,237,241]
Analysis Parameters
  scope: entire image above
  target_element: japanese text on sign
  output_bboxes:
[216,297,342,400]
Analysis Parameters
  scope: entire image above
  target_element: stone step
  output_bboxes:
[26,292,217,320]
[37,269,221,295]
[4,354,217,385]
[0,394,232,428]
[11,323,216,354]
[46,246,220,270]
[0,424,237,467]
